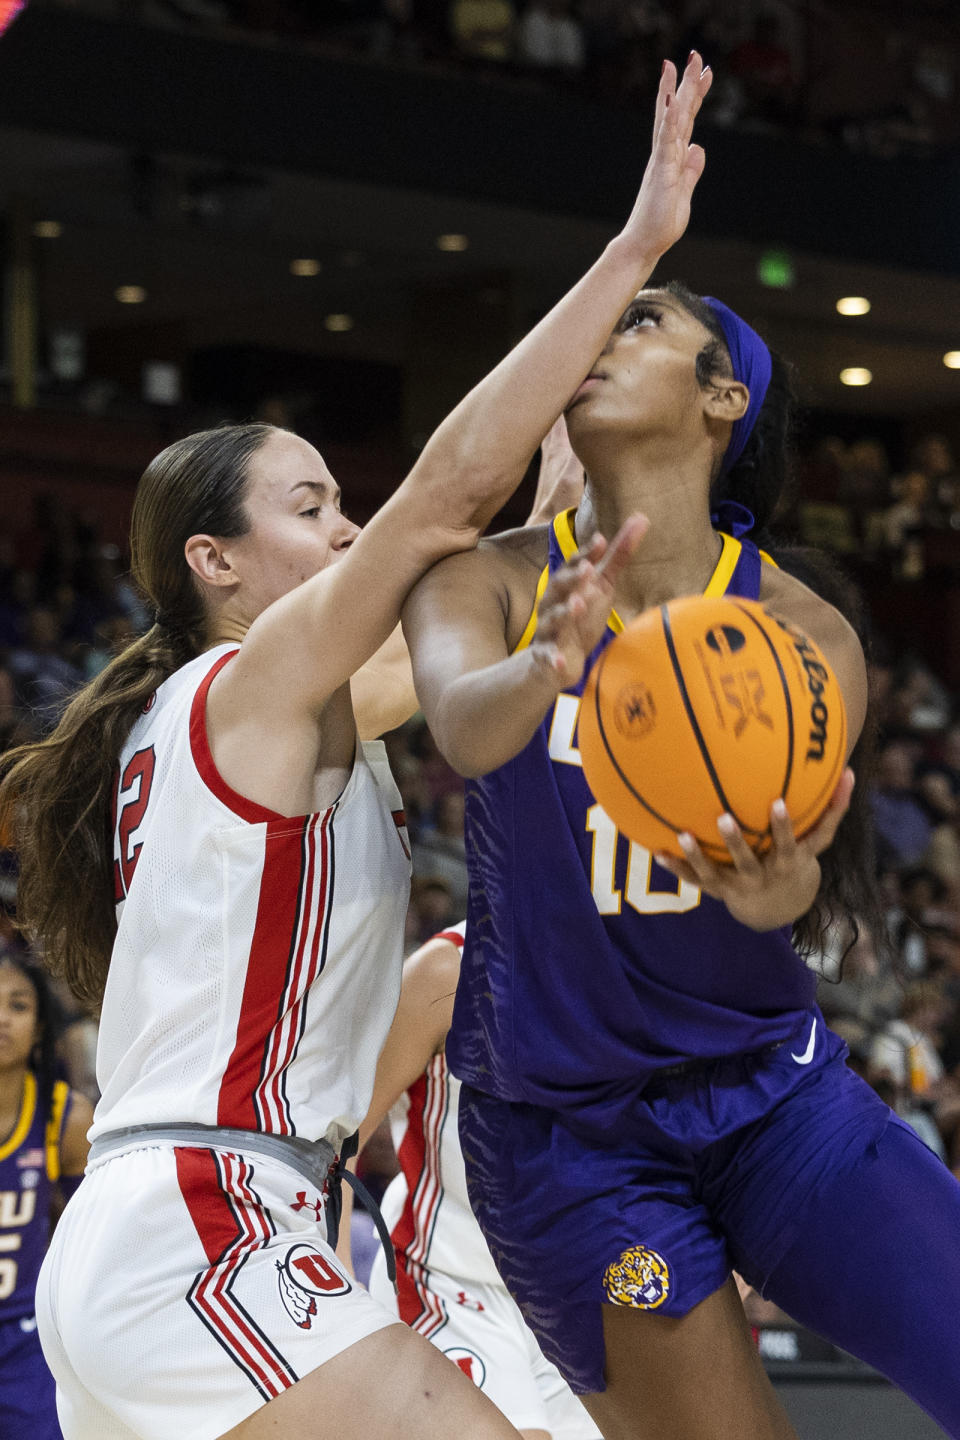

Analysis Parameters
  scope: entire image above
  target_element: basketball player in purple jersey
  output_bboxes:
[0,954,91,1440]
[402,76,960,1440]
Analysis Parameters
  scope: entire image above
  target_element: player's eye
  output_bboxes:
[620,303,661,331]
[299,506,321,518]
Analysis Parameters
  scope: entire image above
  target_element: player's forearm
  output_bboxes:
[410,236,662,538]
[428,649,562,778]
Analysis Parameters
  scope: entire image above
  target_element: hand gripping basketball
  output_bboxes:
[656,770,855,932]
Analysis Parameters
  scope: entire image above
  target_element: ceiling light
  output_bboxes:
[32,220,62,239]
[836,296,871,316]
[324,313,354,332]
[115,285,147,304]
[839,367,872,387]
[436,233,469,252]
[290,258,321,277]
[943,352,960,370]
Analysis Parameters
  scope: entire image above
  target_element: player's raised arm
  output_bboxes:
[215,54,712,728]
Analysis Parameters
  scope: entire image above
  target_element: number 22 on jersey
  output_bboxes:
[112,745,156,901]
[548,694,700,918]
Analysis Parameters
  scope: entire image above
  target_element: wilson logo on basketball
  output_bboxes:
[614,683,657,739]
[276,1243,351,1329]
[768,615,831,762]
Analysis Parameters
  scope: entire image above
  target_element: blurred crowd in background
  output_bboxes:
[52,0,960,156]
[5,421,960,1196]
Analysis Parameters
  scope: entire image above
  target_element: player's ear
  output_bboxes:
[704,379,749,426]
[184,534,238,591]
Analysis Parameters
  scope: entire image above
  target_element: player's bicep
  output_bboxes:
[401,551,510,723]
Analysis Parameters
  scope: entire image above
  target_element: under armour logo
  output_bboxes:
[456,1291,485,1312]
[291,1190,325,1221]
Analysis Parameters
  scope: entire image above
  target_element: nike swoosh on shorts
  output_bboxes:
[790,1017,817,1065]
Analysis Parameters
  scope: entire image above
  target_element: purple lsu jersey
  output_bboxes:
[0,1074,70,1323]
[449,512,820,1129]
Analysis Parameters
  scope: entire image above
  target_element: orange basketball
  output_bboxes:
[578,595,847,863]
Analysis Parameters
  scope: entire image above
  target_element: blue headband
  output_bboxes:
[703,297,772,480]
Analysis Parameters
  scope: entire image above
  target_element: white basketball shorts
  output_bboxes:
[368,1248,600,1438]
[37,1142,400,1440]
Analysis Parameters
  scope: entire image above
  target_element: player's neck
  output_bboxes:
[575,467,722,619]
[0,1068,28,1145]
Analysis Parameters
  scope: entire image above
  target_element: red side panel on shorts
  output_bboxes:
[175,1146,239,1264]
[391,1059,449,1336]
[175,1146,298,1401]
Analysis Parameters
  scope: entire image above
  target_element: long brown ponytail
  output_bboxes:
[0,423,275,1010]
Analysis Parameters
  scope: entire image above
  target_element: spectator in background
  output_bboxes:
[411,789,468,913]
[0,951,92,1440]
[839,436,891,538]
[518,0,584,74]
[407,874,456,949]
[868,979,960,1165]
[870,739,934,868]
[910,433,960,518]
[449,0,516,63]
[0,570,35,650]
[9,609,83,734]
[873,468,934,575]
[887,865,953,976]
[726,12,799,127]
[886,653,952,734]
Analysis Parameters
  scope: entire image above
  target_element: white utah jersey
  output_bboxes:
[92,644,410,1151]
[380,924,503,1292]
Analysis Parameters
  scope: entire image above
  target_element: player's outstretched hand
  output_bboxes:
[619,51,713,264]
[531,515,649,687]
[526,417,585,527]
[654,768,855,932]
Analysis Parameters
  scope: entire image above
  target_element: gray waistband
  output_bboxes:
[87,1123,337,1192]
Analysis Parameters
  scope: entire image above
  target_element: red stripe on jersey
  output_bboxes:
[433,929,466,949]
[217,817,310,1130]
[259,810,334,1134]
[189,650,306,826]
[392,1073,428,1326]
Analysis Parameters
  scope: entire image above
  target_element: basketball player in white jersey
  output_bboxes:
[357,922,602,1440]
[2,55,712,1440]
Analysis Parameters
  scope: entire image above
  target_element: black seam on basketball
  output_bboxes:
[590,641,733,852]
[728,600,795,800]
[660,606,763,837]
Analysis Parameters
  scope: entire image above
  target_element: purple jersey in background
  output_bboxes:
[0,1073,71,1440]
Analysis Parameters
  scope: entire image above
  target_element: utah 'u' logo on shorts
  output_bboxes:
[276,1243,352,1329]
[602,1245,671,1310]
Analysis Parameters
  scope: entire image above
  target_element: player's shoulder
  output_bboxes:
[404,927,464,999]
[759,563,860,656]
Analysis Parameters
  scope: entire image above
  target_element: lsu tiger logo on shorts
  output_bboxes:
[602,1245,671,1310]
[276,1242,351,1329]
